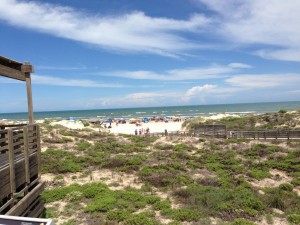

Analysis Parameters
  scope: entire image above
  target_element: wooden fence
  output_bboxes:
[0,124,44,217]
[229,129,300,140]
[151,130,227,138]
[151,128,300,140]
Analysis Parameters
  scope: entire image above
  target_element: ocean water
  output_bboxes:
[1,101,300,121]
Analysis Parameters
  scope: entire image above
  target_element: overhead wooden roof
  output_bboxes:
[0,56,34,81]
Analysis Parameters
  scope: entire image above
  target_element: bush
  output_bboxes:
[77,141,92,151]
[84,191,117,212]
[41,149,86,173]
[167,208,202,222]
[291,178,300,186]
[124,212,158,225]
[174,184,265,219]
[288,214,300,224]
[247,169,271,180]
[279,183,294,191]
[45,208,59,218]
[153,200,171,211]
[278,109,287,114]
[107,209,130,222]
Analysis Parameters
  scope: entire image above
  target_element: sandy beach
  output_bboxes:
[109,120,185,135]
[49,113,240,135]
[50,119,185,134]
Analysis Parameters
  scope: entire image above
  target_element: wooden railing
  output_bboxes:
[229,129,300,140]
[0,124,44,217]
[151,129,300,140]
[151,130,227,138]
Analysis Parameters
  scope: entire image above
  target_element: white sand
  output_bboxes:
[51,120,85,129]
[49,119,184,135]
[109,121,184,135]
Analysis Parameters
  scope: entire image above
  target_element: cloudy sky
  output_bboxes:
[0,0,300,112]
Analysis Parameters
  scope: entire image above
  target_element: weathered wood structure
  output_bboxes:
[151,125,300,140]
[193,124,227,138]
[229,129,300,140]
[0,56,43,217]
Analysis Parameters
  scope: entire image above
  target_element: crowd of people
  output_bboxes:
[134,127,150,135]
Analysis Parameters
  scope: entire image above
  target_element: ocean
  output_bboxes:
[1,101,300,121]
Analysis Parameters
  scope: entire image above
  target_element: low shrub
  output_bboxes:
[288,214,300,225]
[163,208,202,222]
[77,141,92,151]
[279,183,294,191]
[247,168,271,180]
[124,212,158,225]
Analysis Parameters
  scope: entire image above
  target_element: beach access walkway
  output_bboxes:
[151,127,300,140]
[0,124,44,217]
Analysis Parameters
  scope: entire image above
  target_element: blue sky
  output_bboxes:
[0,0,300,113]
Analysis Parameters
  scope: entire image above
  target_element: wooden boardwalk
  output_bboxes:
[0,124,44,217]
[151,127,300,140]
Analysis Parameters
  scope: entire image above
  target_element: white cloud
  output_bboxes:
[0,0,211,57]
[126,92,168,99]
[83,91,180,109]
[228,63,252,69]
[106,63,249,80]
[36,65,87,71]
[256,49,300,62]
[226,74,300,88]
[197,0,300,61]
[185,84,217,97]
[31,75,124,88]
[182,84,217,102]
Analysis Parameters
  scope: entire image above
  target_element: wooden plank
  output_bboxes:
[27,137,37,142]
[27,200,44,218]
[6,182,44,216]
[22,196,40,217]
[12,133,23,139]
[0,152,38,200]
[12,140,24,147]
[0,145,8,151]
[0,64,26,81]
[0,198,14,213]
[0,137,7,142]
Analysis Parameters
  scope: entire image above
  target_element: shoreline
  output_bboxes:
[2,109,300,135]
[1,101,299,121]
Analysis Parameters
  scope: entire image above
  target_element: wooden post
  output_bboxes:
[36,125,41,176]
[23,126,30,192]
[8,129,16,203]
[21,63,35,124]
[25,73,34,124]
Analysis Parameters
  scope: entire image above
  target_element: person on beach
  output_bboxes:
[135,129,138,135]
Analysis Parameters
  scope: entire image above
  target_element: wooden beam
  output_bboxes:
[0,64,25,81]
[21,64,34,73]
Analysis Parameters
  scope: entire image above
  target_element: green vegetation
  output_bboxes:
[40,111,300,224]
[42,149,86,173]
